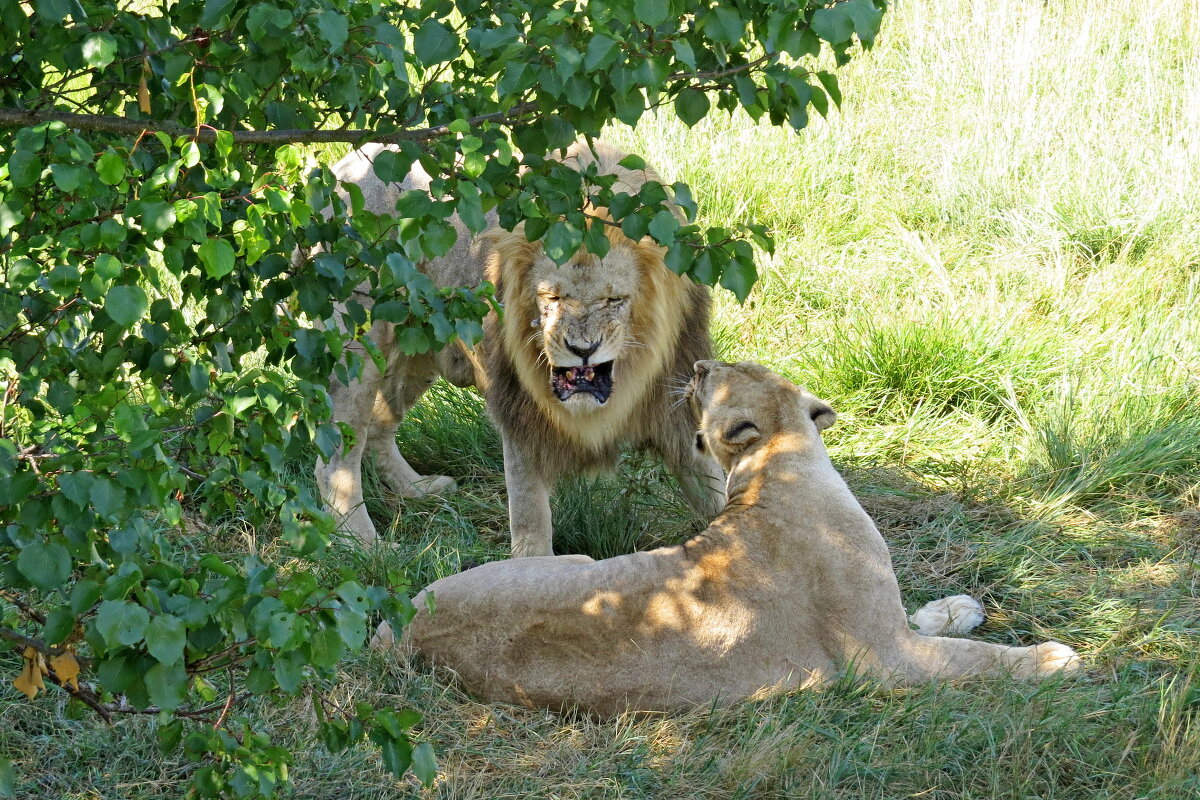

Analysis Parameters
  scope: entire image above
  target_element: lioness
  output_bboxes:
[311,142,725,554]
[371,361,1080,715]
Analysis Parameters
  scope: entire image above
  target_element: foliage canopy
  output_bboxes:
[0,0,884,795]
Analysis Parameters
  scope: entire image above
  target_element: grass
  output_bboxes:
[4,0,1200,796]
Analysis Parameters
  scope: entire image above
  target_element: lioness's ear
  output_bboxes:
[721,420,760,446]
[810,401,837,432]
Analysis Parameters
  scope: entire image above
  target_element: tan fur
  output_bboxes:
[371,361,1081,715]
[309,142,725,551]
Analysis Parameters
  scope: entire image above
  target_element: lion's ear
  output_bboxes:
[721,420,760,447]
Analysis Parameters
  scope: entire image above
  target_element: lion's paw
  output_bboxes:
[400,475,458,499]
[1031,641,1081,675]
[910,594,986,636]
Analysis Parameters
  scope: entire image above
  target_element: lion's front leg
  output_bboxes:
[502,437,554,557]
[315,420,379,545]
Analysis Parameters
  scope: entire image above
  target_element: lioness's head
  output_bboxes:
[687,360,836,470]
[486,222,690,418]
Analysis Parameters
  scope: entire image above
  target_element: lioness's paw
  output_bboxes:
[910,594,985,636]
[370,621,397,652]
[400,475,457,499]
[1032,641,1081,674]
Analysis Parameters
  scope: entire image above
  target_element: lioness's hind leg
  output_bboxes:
[910,594,986,636]
[893,632,1081,684]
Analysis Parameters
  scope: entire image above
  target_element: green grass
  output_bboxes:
[5,0,1200,796]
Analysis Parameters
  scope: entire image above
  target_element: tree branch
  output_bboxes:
[0,102,539,145]
[0,53,776,146]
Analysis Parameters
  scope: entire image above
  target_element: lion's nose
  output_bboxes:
[566,341,600,362]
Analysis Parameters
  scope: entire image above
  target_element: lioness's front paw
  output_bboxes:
[400,475,458,499]
[1032,641,1081,674]
[910,594,985,636]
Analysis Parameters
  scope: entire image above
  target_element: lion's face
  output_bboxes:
[688,360,837,470]
[485,208,701,451]
[530,249,640,411]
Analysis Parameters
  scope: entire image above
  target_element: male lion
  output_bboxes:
[371,361,1080,715]
[310,142,725,554]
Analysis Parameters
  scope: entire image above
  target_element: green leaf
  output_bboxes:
[583,34,618,71]
[104,284,148,327]
[145,661,187,712]
[43,606,77,645]
[0,201,21,236]
[308,626,345,668]
[674,90,710,128]
[16,539,71,593]
[719,253,758,302]
[378,735,412,778]
[456,183,486,233]
[0,757,14,798]
[812,6,854,45]
[96,600,150,648]
[246,5,292,41]
[198,238,235,279]
[544,221,582,264]
[617,154,646,170]
[701,6,744,44]
[648,209,680,245]
[139,201,177,237]
[34,0,75,23]
[671,39,696,70]
[315,10,349,50]
[844,0,885,46]
[94,253,122,280]
[157,719,184,755]
[199,0,234,27]
[91,474,127,520]
[145,614,187,665]
[96,151,126,185]
[816,71,843,108]
[7,151,42,188]
[414,19,458,65]
[81,33,118,69]
[412,742,437,787]
[69,578,102,614]
[396,326,430,355]
[634,0,670,27]
[274,651,305,692]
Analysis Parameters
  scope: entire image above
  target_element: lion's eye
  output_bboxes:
[606,297,625,307]
[543,295,560,303]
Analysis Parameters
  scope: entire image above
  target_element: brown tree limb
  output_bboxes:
[0,102,539,145]
[0,53,777,145]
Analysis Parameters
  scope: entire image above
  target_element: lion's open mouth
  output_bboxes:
[551,361,614,403]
